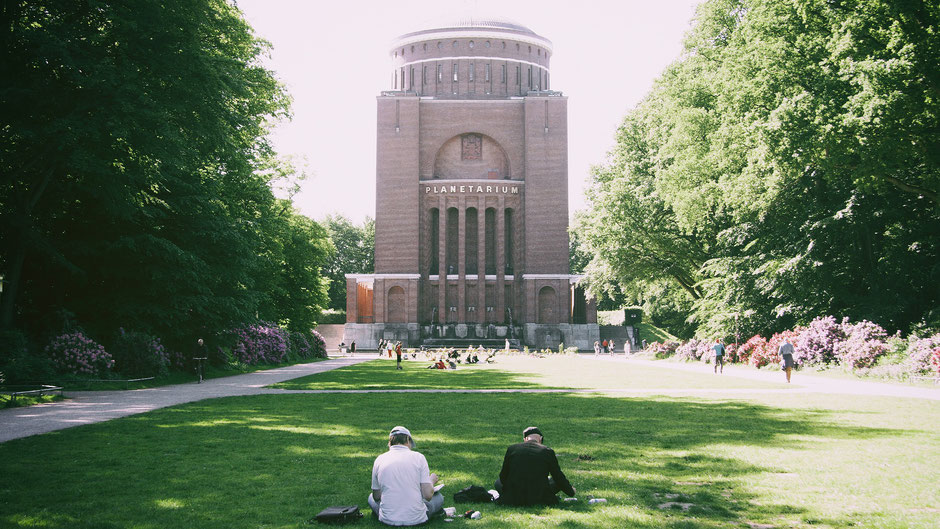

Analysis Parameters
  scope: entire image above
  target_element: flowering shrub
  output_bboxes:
[904,334,940,374]
[45,332,114,376]
[309,330,328,358]
[766,329,801,366]
[110,329,169,377]
[835,320,888,369]
[646,341,679,359]
[794,316,847,366]
[676,339,711,361]
[737,335,767,366]
[231,322,289,365]
[930,348,940,377]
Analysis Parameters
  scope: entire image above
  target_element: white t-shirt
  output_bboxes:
[371,445,432,526]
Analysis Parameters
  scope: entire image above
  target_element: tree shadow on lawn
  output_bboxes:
[0,393,904,529]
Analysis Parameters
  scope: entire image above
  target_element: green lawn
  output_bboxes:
[1,359,936,529]
[273,356,784,391]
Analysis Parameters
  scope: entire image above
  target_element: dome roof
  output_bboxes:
[392,15,551,51]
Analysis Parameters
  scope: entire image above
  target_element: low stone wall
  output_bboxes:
[343,323,421,349]
[524,323,599,351]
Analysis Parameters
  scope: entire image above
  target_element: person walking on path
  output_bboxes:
[593,341,600,357]
[369,426,444,526]
[712,338,725,374]
[779,338,795,383]
[609,340,615,355]
[396,342,403,370]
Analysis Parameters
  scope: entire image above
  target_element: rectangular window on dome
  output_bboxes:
[528,67,532,89]
[437,64,442,82]
[501,64,506,83]
[453,63,458,82]
[423,65,427,85]
[485,63,490,82]
[469,62,474,82]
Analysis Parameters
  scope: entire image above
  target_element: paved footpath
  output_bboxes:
[3,354,936,444]
[0,356,372,443]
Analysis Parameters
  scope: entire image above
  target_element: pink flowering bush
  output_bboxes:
[676,339,712,361]
[45,332,114,376]
[903,334,940,374]
[835,320,888,369]
[794,316,847,366]
[646,341,679,359]
[231,322,289,365]
[737,335,767,366]
[766,329,801,366]
[930,348,940,377]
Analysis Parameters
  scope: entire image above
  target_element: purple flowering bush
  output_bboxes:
[231,322,289,365]
[44,332,114,376]
[676,339,711,362]
[794,316,847,366]
[835,320,888,369]
[309,330,328,358]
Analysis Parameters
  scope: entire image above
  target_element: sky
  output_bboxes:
[235,0,702,224]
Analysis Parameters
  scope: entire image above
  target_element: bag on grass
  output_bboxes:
[314,505,363,524]
[453,485,493,503]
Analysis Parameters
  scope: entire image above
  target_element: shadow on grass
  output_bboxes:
[0,391,909,529]
[271,360,554,390]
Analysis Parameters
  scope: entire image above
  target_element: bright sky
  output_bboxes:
[236,0,701,224]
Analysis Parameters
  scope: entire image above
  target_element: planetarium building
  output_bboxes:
[344,18,598,349]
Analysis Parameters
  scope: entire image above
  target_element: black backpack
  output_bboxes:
[314,505,363,524]
[453,485,493,503]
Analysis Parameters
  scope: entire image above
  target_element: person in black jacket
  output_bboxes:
[494,426,576,506]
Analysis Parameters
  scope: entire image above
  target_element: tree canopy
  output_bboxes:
[0,1,330,351]
[576,0,939,339]
[321,215,374,311]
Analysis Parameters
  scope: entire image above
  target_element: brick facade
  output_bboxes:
[346,18,597,349]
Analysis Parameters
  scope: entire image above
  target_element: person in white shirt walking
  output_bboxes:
[368,426,444,526]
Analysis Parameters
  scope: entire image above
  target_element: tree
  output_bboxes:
[579,0,939,339]
[0,1,329,352]
[321,215,375,311]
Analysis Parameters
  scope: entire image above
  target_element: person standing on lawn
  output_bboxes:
[779,338,795,383]
[369,426,444,526]
[395,342,403,370]
[494,426,576,506]
[712,338,725,374]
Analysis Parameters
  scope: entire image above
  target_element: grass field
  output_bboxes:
[0,358,936,529]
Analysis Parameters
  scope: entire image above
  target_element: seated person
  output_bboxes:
[494,426,575,506]
[369,426,444,526]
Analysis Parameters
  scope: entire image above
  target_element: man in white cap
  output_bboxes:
[368,426,444,525]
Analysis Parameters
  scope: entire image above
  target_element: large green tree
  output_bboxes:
[579,0,939,339]
[0,1,328,349]
[322,215,374,311]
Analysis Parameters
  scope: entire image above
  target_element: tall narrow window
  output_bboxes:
[485,208,496,275]
[446,208,458,275]
[528,67,532,89]
[469,62,474,81]
[504,208,514,275]
[466,208,478,275]
[429,209,440,275]
[501,64,507,83]
[410,67,414,89]
[437,64,442,82]
[423,65,427,85]
[393,70,397,89]
[452,63,458,82]
[485,63,490,82]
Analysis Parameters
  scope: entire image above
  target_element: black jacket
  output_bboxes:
[497,440,574,506]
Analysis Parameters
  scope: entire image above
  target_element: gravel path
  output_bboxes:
[0,356,371,443]
[2,353,936,444]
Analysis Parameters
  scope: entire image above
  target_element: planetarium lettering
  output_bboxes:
[424,185,519,194]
